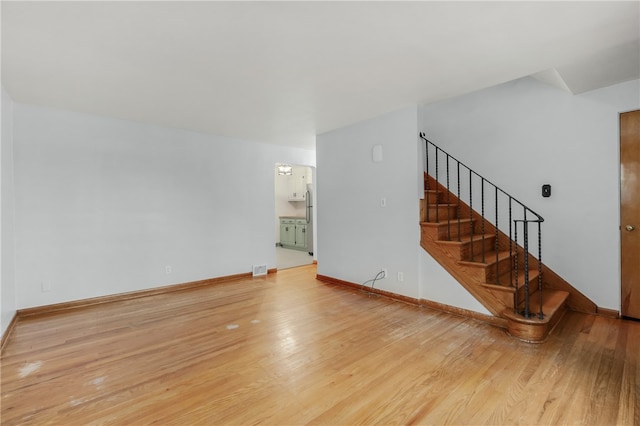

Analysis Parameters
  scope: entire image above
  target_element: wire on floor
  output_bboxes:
[360,270,385,297]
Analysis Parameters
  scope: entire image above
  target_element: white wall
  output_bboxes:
[420,251,490,314]
[421,77,640,311]
[1,86,17,335]
[9,78,635,317]
[316,105,491,313]
[13,103,314,309]
[316,106,421,298]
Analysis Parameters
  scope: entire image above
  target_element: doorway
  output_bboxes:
[620,110,640,319]
[274,164,316,270]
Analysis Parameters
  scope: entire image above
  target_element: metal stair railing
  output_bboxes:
[420,132,545,319]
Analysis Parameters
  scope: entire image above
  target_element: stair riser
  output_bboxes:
[425,205,458,221]
[436,237,494,261]
[420,200,427,222]
[460,238,496,262]
[484,287,515,310]
[483,276,539,309]
[498,267,540,287]
[422,224,487,245]
[436,221,474,240]
[420,226,440,243]
[421,200,457,222]
[515,277,542,305]
[424,190,441,204]
[485,256,516,282]
[464,257,513,284]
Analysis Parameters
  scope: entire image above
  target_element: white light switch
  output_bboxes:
[372,144,383,162]
[380,197,387,207]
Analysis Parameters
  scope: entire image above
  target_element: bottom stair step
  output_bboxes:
[481,283,514,308]
[502,290,569,343]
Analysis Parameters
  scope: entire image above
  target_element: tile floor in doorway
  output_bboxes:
[276,246,314,270]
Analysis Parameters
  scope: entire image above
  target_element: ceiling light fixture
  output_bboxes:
[277,165,293,176]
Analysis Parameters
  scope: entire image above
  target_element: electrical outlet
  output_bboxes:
[165,265,172,274]
[41,282,52,292]
[397,272,404,282]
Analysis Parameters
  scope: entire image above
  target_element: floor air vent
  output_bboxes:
[252,264,268,277]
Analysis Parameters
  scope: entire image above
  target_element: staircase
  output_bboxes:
[419,133,596,342]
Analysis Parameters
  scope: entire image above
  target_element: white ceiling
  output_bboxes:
[2,1,639,150]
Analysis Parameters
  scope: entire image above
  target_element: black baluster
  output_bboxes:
[538,221,544,319]
[523,219,530,318]
[481,178,485,263]
[508,198,513,287]
[495,187,499,285]
[435,147,439,223]
[457,163,461,242]
[514,221,519,315]
[446,154,451,240]
[426,141,430,222]
[469,172,474,261]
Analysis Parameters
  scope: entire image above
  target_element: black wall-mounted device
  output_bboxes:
[542,184,551,198]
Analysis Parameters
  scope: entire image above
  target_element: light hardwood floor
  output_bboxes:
[1,265,638,425]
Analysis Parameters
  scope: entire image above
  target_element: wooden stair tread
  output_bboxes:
[503,290,569,324]
[458,250,512,266]
[435,233,494,245]
[481,282,515,294]
[425,203,458,208]
[502,289,569,342]
[424,189,456,197]
[420,218,474,227]
[481,270,539,292]
[529,289,569,319]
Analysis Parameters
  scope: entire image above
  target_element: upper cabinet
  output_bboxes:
[288,166,308,201]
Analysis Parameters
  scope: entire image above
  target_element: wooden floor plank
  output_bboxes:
[1,264,638,425]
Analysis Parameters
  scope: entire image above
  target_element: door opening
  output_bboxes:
[274,164,316,270]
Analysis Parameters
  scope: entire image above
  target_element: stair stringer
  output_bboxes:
[420,236,508,317]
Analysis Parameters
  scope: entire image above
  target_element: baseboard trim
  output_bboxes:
[316,274,421,306]
[596,307,620,319]
[315,274,508,328]
[18,271,262,318]
[419,299,508,329]
[1,312,19,353]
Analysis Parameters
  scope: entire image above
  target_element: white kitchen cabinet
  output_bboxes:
[288,167,307,201]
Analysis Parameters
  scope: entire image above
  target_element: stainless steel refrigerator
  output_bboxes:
[305,184,313,256]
